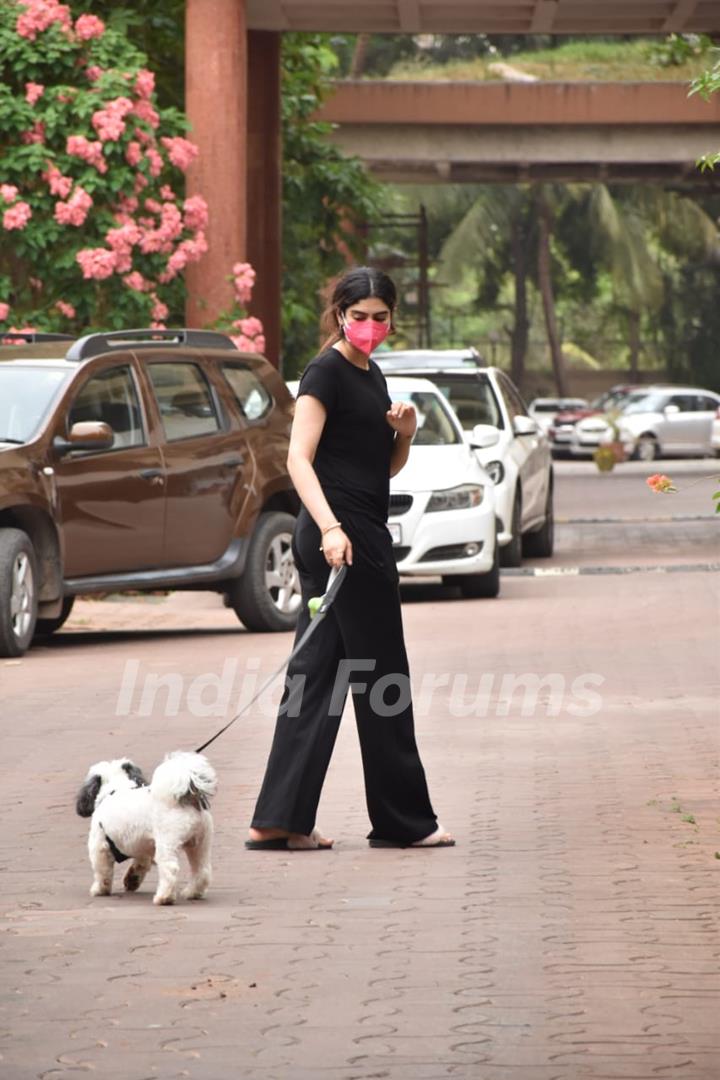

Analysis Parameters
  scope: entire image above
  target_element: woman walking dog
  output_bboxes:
[246,267,454,851]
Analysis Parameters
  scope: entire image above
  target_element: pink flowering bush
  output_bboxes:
[0,0,209,332]
[208,263,266,354]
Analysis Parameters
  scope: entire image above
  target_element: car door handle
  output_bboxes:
[139,468,164,484]
[221,455,244,469]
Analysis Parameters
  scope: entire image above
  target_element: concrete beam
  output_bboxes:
[318,80,720,128]
[663,0,699,31]
[397,0,421,32]
[531,1,559,32]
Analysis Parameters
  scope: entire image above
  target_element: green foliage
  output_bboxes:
[0,0,204,332]
[648,33,711,67]
[281,33,381,373]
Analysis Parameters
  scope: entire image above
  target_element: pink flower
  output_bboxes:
[233,316,264,338]
[54,185,93,227]
[133,100,160,129]
[117,195,139,215]
[646,473,676,494]
[85,65,103,82]
[16,0,72,40]
[55,300,76,318]
[25,82,45,105]
[76,247,117,280]
[183,194,208,231]
[134,69,155,100]
[74,13,104,40]
[123,271,149,292]
[144,198,162,215]
[66,135,107,173]
[134,173,149,193]
[161,136,199,171]
[0,185,19,204]
[160,185,175,201]
[230,334,265,353]
[144,147,162,177]
[106,221,142,252]
[232,262,256,304]
[125,141,142,167]
[150,295,169,322]
[3,202,33,231]
[0,303,9,322]
[92,97,133,142]
[43,164,72,199]
[21,121,45,145]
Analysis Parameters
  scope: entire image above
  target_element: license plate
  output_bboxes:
[387,522,402,545]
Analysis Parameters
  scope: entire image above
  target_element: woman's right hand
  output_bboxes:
[321,526,353,568]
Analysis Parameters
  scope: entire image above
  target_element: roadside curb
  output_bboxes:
[503,562,720,577]
[556,515,717,524]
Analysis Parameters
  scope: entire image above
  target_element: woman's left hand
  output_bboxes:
[386,402,417,440]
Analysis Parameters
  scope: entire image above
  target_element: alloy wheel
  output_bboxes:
[265,532,302,617]
[10,552,34,642]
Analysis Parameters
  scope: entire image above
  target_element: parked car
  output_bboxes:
[373,347,483,373]
[548,384,644,456]
[284,371,499,597]
[710,402,720,456]
[385,377,499,597]
[0,329,300,657]
[374,354,554,568]
[572,386,720,461]
[528,396,588,433]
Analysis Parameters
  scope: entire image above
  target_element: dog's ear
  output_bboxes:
[122,761,148,788]
[76,774,102,817]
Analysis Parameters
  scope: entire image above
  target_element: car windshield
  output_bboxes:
[389,390,461,446]
[531,402,559,413]
[620,391,667,415]
[0,367,69,442]
[433,377,504,430]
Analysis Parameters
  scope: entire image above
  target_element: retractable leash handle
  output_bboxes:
[194,562,348,754]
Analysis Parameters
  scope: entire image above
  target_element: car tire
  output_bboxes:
[0,529,39,658]
[34,596,75,638]
[456,535,500,599]
[228,512,301,632]
[522,478,554,559]
[499,489,522,568]
[633,434,658,462]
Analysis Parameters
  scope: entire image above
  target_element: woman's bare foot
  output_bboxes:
[248,826,333,849]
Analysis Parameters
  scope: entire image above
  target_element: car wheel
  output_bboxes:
[0,529,39,658]
[34,596,75,638]
[229,511,302,632]
[456,533,500,599]
[633,434,658,463]
[499,489,522,568]
[522,478,554,559]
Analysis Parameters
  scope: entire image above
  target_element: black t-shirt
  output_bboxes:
[296,346,395,522]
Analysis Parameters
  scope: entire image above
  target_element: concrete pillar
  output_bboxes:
[185,0,247,327]
[247,31,282,367]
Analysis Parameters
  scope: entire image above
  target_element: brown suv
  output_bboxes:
[0,329,300,657]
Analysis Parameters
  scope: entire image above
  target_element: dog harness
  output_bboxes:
[100,825,130,863]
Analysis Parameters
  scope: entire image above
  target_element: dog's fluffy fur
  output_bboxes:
[76,752,217,906]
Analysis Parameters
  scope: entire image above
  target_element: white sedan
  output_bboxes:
[386,377,499,598]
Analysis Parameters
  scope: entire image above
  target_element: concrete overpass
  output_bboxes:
[317,81,720,185]
[184,0,720,362]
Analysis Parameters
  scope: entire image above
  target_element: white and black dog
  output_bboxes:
[76,752,217,906]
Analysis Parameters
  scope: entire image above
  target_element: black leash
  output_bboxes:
[195,564,348,754]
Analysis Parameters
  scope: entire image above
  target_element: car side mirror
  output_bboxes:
[663,404,680,415]
[53,420,114,456]
[512,415,539,436]
[468,423,500,449]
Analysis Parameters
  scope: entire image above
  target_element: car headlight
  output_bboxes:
[484,460,504,485]
[426,484,484,512]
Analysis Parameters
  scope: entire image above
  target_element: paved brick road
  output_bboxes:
[1,462,719,1079]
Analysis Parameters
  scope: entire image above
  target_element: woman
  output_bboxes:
[246,267,454,851]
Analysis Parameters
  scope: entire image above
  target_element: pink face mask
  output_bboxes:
[343,316,390,357]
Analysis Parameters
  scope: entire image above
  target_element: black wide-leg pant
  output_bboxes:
[250,506,438,843]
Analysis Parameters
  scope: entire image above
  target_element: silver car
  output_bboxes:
[573,386,720,461]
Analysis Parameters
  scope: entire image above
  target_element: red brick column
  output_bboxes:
[185,0,247,327]
[247,31,282,367]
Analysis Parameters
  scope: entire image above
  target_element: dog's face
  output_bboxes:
[76,758,147,818]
